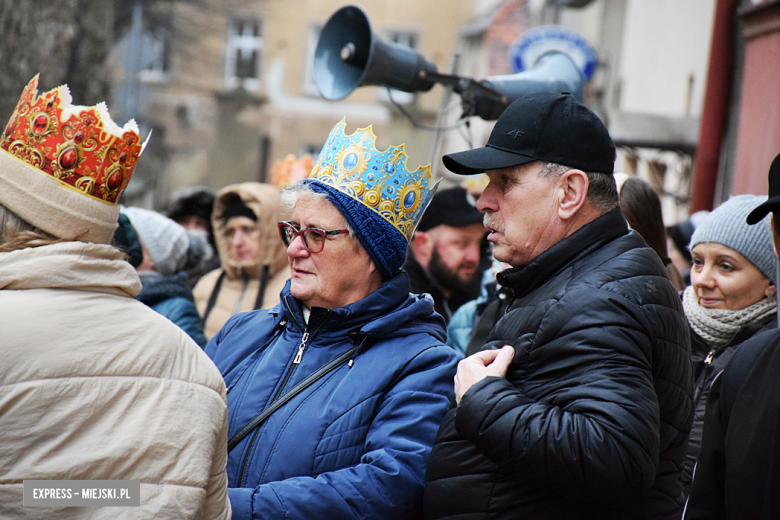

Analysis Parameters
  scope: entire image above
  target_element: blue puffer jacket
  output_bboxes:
[136,271,207,348]
[206,271,460,520]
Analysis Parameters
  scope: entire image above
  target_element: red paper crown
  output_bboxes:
[0,75,146,204]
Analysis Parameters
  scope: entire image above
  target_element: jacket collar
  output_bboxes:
[497,206,628,299]
[0,242,142,297]
[276,270,446,342]
[280,271,411,332]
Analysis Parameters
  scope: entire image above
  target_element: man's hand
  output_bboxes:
[455,345,515,405]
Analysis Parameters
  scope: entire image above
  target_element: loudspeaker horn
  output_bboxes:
[314,5,438,101]
[464,51,584,120]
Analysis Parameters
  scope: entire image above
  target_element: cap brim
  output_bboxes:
[443,145,537,175]
[746,195,780,224]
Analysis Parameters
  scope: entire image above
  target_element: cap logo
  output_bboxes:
[507,129,525,139]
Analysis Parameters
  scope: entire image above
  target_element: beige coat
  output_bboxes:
[0,242,231,520]
[193,183,290,340]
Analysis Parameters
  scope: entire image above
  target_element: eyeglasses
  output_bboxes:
[277,221,350,254]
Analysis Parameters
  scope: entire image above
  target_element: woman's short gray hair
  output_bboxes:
[280,183,358,244]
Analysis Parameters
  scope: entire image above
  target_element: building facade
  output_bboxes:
[440,0,716,224]
[111,0,474,207]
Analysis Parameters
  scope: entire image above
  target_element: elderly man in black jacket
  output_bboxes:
[423,93,694,520]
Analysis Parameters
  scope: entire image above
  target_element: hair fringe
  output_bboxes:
[0,229,64,253]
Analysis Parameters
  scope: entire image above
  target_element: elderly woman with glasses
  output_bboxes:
[205,119,460,520]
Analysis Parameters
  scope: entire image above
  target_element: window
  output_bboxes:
[225,19,263,90]
[388,31,418,51]
[138,15,171,81]
[377,30,420,104]
[303,24,323,95]
[141,29,168,74]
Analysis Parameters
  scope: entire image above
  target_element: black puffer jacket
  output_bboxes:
[685,328,780,519]
[424,208,694,520]
[681,316,775,497]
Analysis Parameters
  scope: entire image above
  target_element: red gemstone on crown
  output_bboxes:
[74,131,84,144]
[58,147,77,170]
[106,168,123,191]
[32,114,48,135]
[119,152,127,164]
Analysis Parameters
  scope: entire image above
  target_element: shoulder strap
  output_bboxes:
[253,264,271,310]
[203,270,227,322]
[227,344,359,451]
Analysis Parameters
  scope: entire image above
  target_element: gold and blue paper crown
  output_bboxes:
[309,118,437,242]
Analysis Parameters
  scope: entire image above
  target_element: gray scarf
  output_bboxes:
[683,286,776,350]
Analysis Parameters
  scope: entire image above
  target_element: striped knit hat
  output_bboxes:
[689,194,775,283]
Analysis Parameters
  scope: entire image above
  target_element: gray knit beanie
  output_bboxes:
[689,194,775,283]
[122,207,189,276]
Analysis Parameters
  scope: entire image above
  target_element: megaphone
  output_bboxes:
[313,6,593,120]
[464,51,584,120]
[314,5,438,101]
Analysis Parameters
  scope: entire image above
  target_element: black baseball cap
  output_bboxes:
[417,186,483,232]
[747,151,780,224]
[443,92,615,175]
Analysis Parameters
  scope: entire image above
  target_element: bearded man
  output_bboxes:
[404,186,486,323]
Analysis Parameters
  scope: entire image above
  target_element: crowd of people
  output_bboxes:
[2,75,780,520]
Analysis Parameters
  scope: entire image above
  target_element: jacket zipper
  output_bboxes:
[237,319,313,486]
[233,279,248,314]
[704,350,714,364]
[293,332,309,364]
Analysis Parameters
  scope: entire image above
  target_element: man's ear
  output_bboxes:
[556,169,589,221]
[410,231,434,268]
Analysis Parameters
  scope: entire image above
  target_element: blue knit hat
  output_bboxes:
[689,194,775,283]
[303,180,408,280]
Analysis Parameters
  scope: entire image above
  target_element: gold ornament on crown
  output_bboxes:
[308,118,438,242]
[0,75,147,204]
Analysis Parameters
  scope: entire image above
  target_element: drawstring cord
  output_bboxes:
[348,333,373,368]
